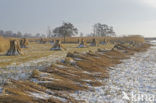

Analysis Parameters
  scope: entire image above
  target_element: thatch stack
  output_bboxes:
[113,44,123,50]
[20,38,29,48]
[112,43,132,51]
[77,39,80,44]
[63,57,76,65]
[6,40,23,56]
[40,38,46,44]
[31,69,40,78]
[78,39,87,48]
[100,39,107,44]
[66,51,81,58]
[50,40,65,50]
[90,38,97,46]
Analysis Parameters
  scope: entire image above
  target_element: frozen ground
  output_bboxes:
[71,41,156,103]
[0,53,66,86]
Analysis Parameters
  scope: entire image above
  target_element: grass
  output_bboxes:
[0,35,144,68]
[0,42,114,68]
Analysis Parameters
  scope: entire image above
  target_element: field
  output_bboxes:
[0,41,114,68]
[0,36,152,103]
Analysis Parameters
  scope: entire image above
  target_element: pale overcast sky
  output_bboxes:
[0,0,156,37]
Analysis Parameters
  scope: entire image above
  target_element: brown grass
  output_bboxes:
[28,35,145,44]
[0,79,77,103]
[0,36,10,53]
[0,35,150,103]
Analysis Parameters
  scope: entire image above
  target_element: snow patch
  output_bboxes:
[71,44,156,103]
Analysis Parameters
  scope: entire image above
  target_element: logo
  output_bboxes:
[122,91,155,102]
[122,91,130,100]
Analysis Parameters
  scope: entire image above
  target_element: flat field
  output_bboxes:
[0,36,152,103]
[0,42,114,68]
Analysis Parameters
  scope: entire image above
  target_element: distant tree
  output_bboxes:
[53,22,78,42]
[0,30,4,36]
[24,33,32,38]
[93,23,116,37]
[41,34,46,38]
[80,32,84,37]
[47,26,53,38]
[5,30,13,37]
[35,33,41,38]
[16,32,23,38]
[12,33,17,37]
[0,30,35,38]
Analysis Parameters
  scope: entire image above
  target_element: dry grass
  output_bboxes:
[0,42,114,68]
[28,35,145,44]
[0,79,78,103]
[0,35,144,68]
[0,35,150,103]
[0,36,10,53]
[0,41,150,102]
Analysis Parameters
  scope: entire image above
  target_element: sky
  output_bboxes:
[0,0,156,37]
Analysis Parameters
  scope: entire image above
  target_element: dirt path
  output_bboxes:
[71,42,156,103]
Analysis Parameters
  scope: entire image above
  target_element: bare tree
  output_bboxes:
[5,30,13,37]
[35,33,41,38]
[24,33,32,38]
[16,32,22,38]
[0,30,4,36]
[93,23,116,37]
[80,32,84,37]
[47,26,53,38]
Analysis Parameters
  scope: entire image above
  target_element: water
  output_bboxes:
[71,41,156,103]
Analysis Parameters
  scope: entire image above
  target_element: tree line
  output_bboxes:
[0,22,116,40]
[0,30,46,38]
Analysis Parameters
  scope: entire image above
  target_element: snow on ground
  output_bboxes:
[29,92,51,99]
[29,90,68,102]
[0,54,66,86]
[71,41,156,103]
